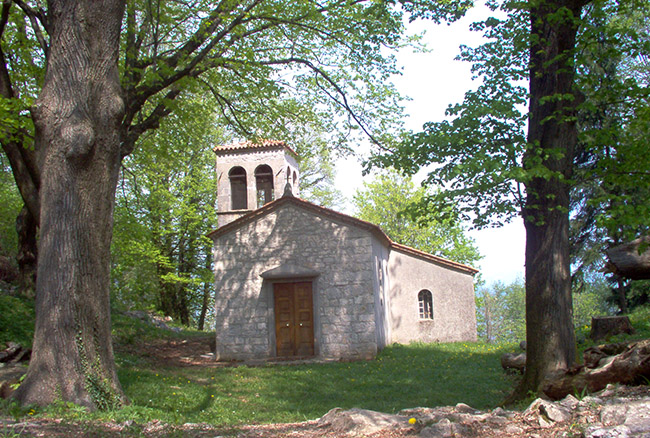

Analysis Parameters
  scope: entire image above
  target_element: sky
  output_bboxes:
[333,3,525,287]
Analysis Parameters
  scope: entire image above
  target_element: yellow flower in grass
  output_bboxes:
[408,418,417,425]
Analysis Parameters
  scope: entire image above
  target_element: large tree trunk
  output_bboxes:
[513,0,587,399]
[13,0,127,409]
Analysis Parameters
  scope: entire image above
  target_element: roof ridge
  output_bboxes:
[213,139,298,157]
[207,196,478,276]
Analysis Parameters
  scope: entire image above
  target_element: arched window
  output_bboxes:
[418,290,433,320]
[292,170,297,189]
[229,166,247,210]
[255,164,274,207]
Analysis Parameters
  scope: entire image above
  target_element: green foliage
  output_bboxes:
[110,311,198,346]
[118,0,472,155]
[0,159,22,259]
[476,279,526,344]
[476,278,614,344]
[352,169,481,266]
[112,95,221,325]
[0,398,36,422]
[294,135,345,209]
[369,0,650,235]
[569,0,650,286]
[0,293,34,348]
[368,0,530,228]
[628,305,650,339]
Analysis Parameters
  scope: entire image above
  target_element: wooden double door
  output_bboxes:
[273,282,314,358]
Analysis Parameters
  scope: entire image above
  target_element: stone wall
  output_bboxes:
[213,203,380,361]
[387,249,477,344]
[370,238,391,349]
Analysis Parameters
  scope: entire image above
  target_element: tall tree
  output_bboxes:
[5,0,471,409]
[0,2,42,297]
[519,0,587,399]
[369,0,649,397]
[11,0,128,410]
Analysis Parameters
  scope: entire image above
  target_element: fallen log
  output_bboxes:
[606,236,650,280]
[543,339,650,400]
[0,342,22,363]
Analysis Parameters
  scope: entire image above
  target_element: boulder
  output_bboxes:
[501,352,526,373]
[317,407,412,436]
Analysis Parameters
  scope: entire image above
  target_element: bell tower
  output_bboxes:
[213,140,300,227]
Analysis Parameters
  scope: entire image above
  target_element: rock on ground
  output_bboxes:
[1,384,649,437]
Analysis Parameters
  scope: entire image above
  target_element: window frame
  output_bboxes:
[418,289,433,320]
[229,166,248,210]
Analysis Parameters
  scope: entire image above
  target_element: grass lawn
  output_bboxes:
[96,341,516,426]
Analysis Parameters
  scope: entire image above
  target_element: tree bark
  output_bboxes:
[590,316,634,341]
[513,0,587,399]
[615,276,628,314]
[13,0,127,409]
[198,250,212,331]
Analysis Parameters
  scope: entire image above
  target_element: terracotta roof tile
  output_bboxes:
[213,139,298,157]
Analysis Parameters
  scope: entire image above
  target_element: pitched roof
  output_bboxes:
[213,139,298,158]
[207,195,479,276]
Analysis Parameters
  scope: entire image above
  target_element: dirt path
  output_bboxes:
[116,335,219,367]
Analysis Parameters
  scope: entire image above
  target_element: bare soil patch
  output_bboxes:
[116,336,218,368]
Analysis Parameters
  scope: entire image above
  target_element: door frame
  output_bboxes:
[263,277,319,358]
[273,281,315,358]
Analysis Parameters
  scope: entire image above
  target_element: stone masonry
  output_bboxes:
[213,202,380,361]
[214,140,299,228]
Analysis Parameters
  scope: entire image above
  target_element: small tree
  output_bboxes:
[352,170,481,266]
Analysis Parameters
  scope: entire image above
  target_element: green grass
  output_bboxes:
[85,340,515,426]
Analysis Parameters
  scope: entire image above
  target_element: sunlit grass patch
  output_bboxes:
[93,341,516,426]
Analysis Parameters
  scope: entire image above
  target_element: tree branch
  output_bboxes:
[0,1,40,222]
[12,0,48,57]
[260,56,386,149]
[122,86,182,157]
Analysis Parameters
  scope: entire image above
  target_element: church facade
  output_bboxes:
[209,140,478,362]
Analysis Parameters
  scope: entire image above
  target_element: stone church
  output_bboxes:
[209,140,478,361]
